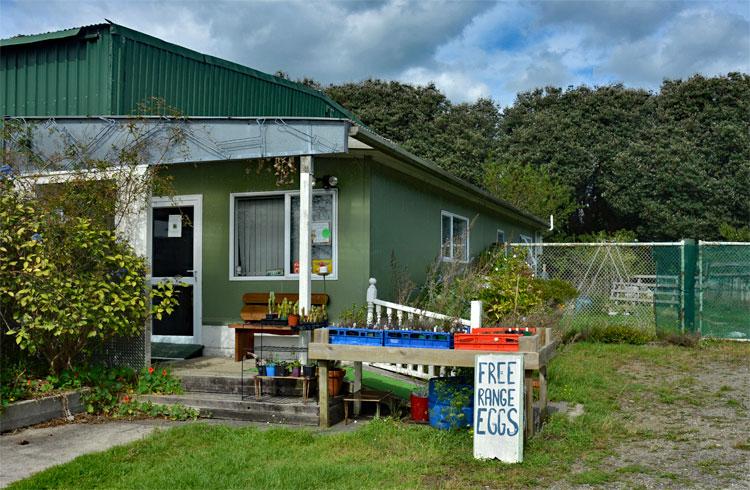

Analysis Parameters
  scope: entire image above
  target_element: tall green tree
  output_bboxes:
[484,159,575,226]
[326,79,500,185]
[605,73,750,239]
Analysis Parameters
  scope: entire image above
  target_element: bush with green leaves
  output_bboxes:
[479,250,543,323]
[567,324,656,345]
[0,179,178,373]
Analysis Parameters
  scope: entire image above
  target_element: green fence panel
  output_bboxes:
[698,243,750,340]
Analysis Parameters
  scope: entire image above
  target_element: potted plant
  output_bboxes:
[266,359,277,377]
[277,298,291,321]
[288,301,300,327]
[327,363,345,396]
[276,360,287,376]
[410,385,429,422]
[256,358,267,376]
[302,361,316,378]
[290,359,302,377]
[266,291,278,320]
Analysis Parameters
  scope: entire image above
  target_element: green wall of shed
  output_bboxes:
[163,157,370,325]
[368,164,538,303]
[2,23,355,120]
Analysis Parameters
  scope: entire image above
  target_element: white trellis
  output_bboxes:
[364,278,482,380]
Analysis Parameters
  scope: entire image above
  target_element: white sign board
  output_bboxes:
[312,221,331,244]
[167,214,182,238]
[473,354,524,462]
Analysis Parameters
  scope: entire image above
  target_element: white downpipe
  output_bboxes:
[470,301,483,332]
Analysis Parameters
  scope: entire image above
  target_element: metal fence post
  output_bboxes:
[679,239,686,333]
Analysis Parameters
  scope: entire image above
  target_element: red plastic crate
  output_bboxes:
[471,327,537,336]
[453,333,520,351]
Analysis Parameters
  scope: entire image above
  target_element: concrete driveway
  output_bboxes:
[0,420,177,488]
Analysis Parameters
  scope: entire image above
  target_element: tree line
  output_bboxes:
[298,73,750,241]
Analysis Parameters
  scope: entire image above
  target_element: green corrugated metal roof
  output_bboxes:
[0,22,360,122]
[0,26,82,47]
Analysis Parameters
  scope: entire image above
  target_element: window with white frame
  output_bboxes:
[497,229,506,245]
[231,190,337,279]
[441,211,469,262]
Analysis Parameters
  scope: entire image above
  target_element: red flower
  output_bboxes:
[161,369,167,377]
[123,395,130,403]
[27,379,32,386]
[148,367,155,375]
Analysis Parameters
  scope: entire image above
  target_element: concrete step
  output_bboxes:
[178,374,316,398]
[138,392,337,426]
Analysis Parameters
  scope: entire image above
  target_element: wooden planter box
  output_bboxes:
[0,391,84,432]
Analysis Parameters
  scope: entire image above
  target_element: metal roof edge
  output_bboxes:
[354,126,548,229]
[0,26,85,47]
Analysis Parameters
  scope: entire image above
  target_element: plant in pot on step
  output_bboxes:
[290,359,302,377]
[276,360,288,377]
[266,291,278,320]
[327,361,345,396]
[302,361,316,378]
[410,385,429,422]
[256,358,267,376]
[265,358,277,377]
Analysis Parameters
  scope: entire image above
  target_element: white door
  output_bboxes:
[150,195,202,344]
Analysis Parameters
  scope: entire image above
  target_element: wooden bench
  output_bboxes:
[254,375,316,403]
[228,293,329,361]
[343,389,393,424]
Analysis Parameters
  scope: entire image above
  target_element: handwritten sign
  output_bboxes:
[473,354,524,462]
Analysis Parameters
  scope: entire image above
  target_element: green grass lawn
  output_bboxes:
[344,366,422,400]
[11,341,749,489]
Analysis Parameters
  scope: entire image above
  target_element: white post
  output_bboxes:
[470,300,483,332]
[366,278,377,326]
[299,156,313,315]
[298,155,313,364]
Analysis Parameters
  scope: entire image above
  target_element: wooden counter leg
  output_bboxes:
[524,370,534,440]
[318,360,329,428]
[539,365,548,421]
[234,330,242,362]
[353,361,363,415]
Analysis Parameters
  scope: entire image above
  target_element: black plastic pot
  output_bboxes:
[302,365,315,378]
[257,365,267,376]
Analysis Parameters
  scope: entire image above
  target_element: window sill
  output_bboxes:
[229,275,338,282]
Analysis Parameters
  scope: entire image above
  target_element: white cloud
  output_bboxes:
[1,0,748,105]
[399,67,491,102]
[606,7,750,85]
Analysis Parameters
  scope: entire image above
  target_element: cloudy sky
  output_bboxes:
[1,0,748,104]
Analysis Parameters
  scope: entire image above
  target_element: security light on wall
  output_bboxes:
[315,175,338,189]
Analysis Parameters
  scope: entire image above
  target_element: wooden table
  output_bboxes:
[228,323,297,362]
[309,327,557,440]
[254,375,315,403]
[343,389,393,424]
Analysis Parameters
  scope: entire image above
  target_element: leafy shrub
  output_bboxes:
[338,303,368,327]
[113,398,199,420]
[535,278,578,308]
[480,251,543,322]
[571,325,655,345]
[0,180,178,373]
[136,366,183,394]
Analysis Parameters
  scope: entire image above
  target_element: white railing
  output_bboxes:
[364,278,481,380]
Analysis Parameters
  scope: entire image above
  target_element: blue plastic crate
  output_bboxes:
[329,328,383,346]
[384,330,453,349]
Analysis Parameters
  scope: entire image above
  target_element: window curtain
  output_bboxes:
[235,197,284,276]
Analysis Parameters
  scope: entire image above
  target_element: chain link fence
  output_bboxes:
[511,241,750,340]
[511,242,682,334]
